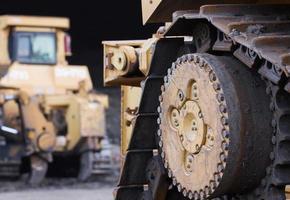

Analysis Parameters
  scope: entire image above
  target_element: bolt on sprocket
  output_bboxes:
[157,54,273,199]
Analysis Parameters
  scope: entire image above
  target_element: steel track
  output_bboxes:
[115,4,290,200]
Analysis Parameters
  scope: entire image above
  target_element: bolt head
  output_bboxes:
[178,90,185,101]
[180,135,184,142]
[195,144,200,150]
[187,155,194,163]
[198,111,203,119]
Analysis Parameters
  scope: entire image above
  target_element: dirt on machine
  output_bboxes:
[0,15,115,185]
[103,1,290,199]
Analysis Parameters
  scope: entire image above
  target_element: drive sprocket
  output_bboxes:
[157,54,273,199]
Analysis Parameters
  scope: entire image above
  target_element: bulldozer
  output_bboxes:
[103,1,290,199]
[0,15,110,184]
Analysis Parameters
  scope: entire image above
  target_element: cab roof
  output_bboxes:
[0,15,69,29]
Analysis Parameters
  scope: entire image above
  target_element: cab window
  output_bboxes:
[10,32,57,65]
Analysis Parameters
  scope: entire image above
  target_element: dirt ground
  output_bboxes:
[0,177,116,200]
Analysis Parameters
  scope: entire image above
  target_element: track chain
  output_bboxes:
[240,81,290,200]
[115,5,290,198]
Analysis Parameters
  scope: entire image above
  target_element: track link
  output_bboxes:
[244,82,290,199]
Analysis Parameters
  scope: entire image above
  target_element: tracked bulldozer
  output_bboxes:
[103,1,290,199]
[0,15,110,184]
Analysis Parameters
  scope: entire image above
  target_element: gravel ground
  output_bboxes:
[0,177,116,200]
[0,188,113,200]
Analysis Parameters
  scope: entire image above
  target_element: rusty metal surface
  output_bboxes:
[142,0,290,24]
[166,4,290,84]
[102,38,184,86]
[103,40,146,87]
[120,86,142,159]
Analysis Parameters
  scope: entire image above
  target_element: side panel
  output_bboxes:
[0,64,93,95]
[120,86,142,161]
[44,94,106,152]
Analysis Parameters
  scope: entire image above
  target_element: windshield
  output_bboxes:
[11,32,57,65]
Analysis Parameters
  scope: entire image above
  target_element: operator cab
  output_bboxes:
[0,15,71,67]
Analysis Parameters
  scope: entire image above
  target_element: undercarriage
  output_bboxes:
[105,4,290,200]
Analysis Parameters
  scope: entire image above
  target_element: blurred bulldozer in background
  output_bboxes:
[0,15,115,185]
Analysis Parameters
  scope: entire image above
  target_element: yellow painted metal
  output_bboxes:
[42,94,106,151]
[0,63,92,96]
[103,38,158,86]
[286,186,290,199]
[120,86,142,160]
[103,40,145,86]
[139,38,158,75]
[141,0,163,24]
[13,27,55,32]
[0,15,70,72]
[20,95,56,152]
[56,30,69,64]
[0,28,11,67]
[0,15,69,29]
[89,93,109,109]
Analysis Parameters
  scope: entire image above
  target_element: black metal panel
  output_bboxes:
[128,114,158,150]
[119,150,153,186]
[115,186,144,200]
[138,77,163,114]
[149,38,184,76]
[165,17,206,36]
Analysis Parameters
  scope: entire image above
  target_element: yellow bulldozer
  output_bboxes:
[103,0,290,199]
[0,15,111,184]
